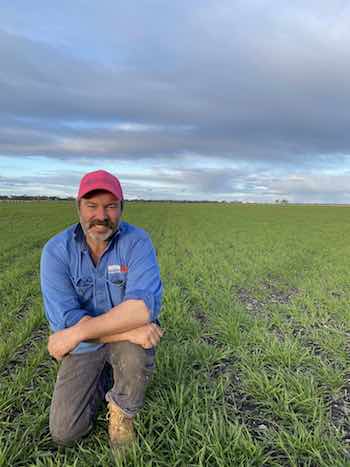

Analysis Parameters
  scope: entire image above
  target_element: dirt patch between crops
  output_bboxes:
[192,306,225,348]
[206,356,286,464]
[290,318,348,366]
[0,295,36,329]
[4,356,56,423]
[326,370,350,444]
[236,281,299,314]
[15,296,37,321]
[1,322,49,378]
[204,355,277,439]
[222,372,294,465]
[322,337,350,450]
[224,374,277,435]
[200,333,224,348]
[193,308,209,325]
[207,355,238,379]
[302,336,327,359]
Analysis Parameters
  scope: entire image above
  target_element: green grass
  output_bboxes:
[1,201,350,466]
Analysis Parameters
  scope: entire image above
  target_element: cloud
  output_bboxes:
[271,173,350,202]
[2,3,350,160]
[1,166,349,203]
[1,1,350,201]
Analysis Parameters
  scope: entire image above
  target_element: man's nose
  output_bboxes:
[95,207,107,220]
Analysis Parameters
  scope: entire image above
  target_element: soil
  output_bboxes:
[1,323,49,378]
[236,281,299,314]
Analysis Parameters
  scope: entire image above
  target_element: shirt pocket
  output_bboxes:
[107,272,127,305]
[74,277,94,304]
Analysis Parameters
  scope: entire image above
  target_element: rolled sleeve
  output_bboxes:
[40,242,87,331]
[123,236,163,322]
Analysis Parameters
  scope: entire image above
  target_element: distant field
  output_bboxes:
[1,202,350,466]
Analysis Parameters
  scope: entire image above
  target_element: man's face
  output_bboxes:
[79,191,122,244]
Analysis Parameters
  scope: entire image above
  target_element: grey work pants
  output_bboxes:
[49,341,155,446]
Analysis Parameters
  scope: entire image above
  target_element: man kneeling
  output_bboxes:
[40,170,163,448]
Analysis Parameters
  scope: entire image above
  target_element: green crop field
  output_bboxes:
[1,201,350,466]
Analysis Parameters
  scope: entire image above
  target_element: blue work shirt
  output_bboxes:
[40,221,162,353]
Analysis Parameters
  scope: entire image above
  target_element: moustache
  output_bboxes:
[88,220,114,229]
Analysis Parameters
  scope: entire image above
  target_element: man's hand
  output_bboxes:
[90,322,164,347]
[124,323,163,348]
[48,326,81,360]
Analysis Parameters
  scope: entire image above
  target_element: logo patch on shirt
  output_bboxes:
[108,264,128,273]
[108,264,120,273]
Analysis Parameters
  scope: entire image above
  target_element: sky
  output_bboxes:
[1,0,350,203]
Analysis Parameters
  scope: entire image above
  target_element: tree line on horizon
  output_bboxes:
[0,195,244,203]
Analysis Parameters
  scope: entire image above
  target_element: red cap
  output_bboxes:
[77,170,124,201]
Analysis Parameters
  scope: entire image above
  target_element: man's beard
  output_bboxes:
[80,218,118,244]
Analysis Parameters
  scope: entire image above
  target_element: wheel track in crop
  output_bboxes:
[0,327,54,427]
[0,296,46,372]
[0,336,55,466]
[0,321,48,379]
[189,276,350,465]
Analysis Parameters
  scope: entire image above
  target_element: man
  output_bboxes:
[40,169,163,449]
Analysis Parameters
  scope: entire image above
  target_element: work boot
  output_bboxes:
[107,401,135,448]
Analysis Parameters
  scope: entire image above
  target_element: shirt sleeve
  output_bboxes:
[123,234,163,322]
[40,241,87,331]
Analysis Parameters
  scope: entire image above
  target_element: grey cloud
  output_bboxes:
[2,1,350,164]
[0,167,248,199]
[2,2,350,202]
[122,168,240,194]
[0,172,82,196]
[270,173,350,202]
[1,166,349,203]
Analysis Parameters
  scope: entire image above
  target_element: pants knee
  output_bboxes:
[50,421,92,446]
[49,408,92,446]
[109,341,148,375]
[107,342,155,415]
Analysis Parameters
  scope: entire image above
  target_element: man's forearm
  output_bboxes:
[92,324,163,348]
[75,299,150,343]
[47,304,161,360]
[90,329,133,344]
[79,315,142,344]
